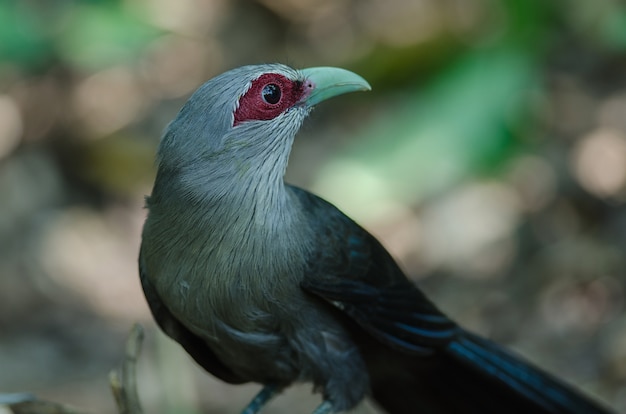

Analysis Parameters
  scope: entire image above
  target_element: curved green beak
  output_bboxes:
[301,67,371,107]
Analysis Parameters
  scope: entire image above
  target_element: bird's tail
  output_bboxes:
[444,331,610,414]
[369,330,612,414]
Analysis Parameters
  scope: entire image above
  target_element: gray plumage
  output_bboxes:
[141,64,368,410]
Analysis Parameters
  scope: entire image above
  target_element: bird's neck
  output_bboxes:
[150,143,303,246]
[182,154,288,213]
[146,155,310,320]
[147,124,315,283]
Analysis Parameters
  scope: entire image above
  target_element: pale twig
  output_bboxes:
[109,323,145,414]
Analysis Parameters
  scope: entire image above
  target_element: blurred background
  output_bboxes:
[1,0,625,412]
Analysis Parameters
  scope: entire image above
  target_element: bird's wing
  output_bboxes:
[139,252,246,384]
[292,187,459,355]
[293,187,614,414]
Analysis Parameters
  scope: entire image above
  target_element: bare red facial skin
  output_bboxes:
[233,73,314,126]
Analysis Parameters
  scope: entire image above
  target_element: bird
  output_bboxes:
[139,63,613,414]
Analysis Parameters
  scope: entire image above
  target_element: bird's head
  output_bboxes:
[157,64,370,181]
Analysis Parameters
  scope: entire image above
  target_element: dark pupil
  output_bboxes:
[262,83,281,104]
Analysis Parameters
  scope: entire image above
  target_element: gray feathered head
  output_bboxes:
[153,64,370,203]
[158,64,369,168]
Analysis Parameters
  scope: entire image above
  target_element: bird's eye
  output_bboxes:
[262,83,281,104]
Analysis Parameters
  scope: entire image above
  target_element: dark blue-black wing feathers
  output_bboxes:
[293,186,613,414]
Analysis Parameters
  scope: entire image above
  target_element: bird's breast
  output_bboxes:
[141,190,350,383]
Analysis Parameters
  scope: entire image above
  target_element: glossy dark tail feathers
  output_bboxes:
[442,331,611,414]
[367,330,612,414]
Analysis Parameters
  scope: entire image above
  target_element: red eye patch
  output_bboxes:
[233,73,309,126]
